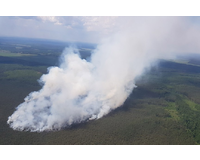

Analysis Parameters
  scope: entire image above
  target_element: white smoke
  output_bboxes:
[7,17,200,132]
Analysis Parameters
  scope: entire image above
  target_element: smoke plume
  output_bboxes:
[7,17,200,132]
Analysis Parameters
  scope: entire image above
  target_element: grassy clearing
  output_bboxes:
[4,69,42,80]
[0,50,36,57]
[165,102,180,121]
[169,59,189,65]
[184,98,199,111]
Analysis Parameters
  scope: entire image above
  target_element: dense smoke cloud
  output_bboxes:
[7,17,200,132]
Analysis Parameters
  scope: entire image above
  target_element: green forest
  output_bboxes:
[1,37,200,144]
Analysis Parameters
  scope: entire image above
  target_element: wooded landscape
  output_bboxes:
[1,37,200,144]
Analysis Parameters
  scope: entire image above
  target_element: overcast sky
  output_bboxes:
[0,16,119,44]
[0,16,200,44]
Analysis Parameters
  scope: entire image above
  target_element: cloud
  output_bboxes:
[80,16,118,33]
[37,16,118,35]
[37,16,80,27]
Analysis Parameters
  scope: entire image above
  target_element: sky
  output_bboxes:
[0,16,119,44]
[0,16,200,44]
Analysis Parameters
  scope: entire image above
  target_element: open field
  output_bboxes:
[0,49,36,57]
[1,37,200,144]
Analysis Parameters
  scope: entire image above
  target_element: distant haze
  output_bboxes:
[7,17,200,131]
[0,16,118,44]
[0,16,199,44]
